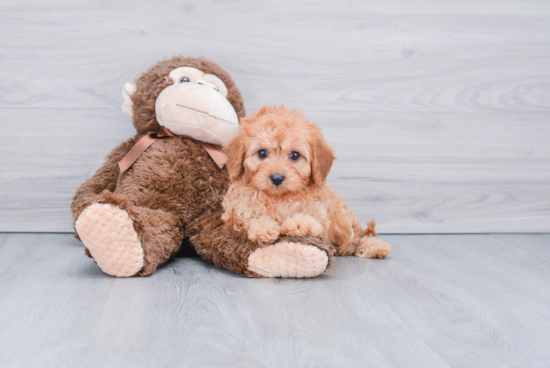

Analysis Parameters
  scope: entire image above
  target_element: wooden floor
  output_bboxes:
[1,233,548,367]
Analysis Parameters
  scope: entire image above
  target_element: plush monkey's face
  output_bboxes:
[122,58,244,146]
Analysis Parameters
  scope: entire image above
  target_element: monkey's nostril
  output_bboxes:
[270,174,285,187]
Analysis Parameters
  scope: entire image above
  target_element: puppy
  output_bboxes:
[222,106,391,259]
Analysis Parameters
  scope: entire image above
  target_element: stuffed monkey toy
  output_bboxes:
[71,56,334,278]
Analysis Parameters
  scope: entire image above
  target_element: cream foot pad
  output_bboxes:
[75,203,144,277]
[247,242,329,278]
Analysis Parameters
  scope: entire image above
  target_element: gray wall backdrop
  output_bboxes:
[1,0,549,233]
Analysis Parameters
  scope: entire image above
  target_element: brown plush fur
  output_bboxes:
[71,57,333,277]
[222,106,392,259]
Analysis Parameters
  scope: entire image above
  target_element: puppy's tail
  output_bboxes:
[362,220,378,237]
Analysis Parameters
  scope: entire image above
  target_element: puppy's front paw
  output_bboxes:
[248,216,281,245]
[281,214,324,237]
[251,227,280,244]
[354,236,392,259]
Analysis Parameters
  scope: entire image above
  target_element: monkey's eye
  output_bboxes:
[290,151,300,161]
[258,149,268,159]
[180,77,190,83]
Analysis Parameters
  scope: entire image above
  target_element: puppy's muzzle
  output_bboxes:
[270,174,285,187]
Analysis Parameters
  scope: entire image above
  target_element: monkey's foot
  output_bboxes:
[354,236,392,259]
[247,242,329,278]
[75,203,144,277]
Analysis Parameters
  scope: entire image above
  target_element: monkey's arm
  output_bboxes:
[191,211,334,278]
[71,136,138,220]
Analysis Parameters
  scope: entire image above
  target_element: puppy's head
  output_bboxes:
[224,106,335,196]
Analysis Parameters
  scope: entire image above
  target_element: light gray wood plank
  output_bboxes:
[1,108,549,233]
[0,0,549,113]
[1,233,549,367]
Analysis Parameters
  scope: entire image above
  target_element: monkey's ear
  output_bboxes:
[223,132,246,182]
[122,83,137,117]
[311,134,336,186]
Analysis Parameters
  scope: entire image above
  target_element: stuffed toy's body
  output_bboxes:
[71,56,333,278]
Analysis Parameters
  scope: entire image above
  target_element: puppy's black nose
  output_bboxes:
[270,174,285,187]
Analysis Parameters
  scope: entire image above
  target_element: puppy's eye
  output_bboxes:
[289,151,300,161]
[180,77,190,83]
[258,149,268,159]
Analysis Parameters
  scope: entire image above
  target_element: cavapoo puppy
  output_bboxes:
[222,106,391,259]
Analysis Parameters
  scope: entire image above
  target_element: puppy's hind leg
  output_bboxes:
[353,221,392,259]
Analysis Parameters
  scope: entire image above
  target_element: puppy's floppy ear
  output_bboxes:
[223,131,246,182]
[311,134,336,186]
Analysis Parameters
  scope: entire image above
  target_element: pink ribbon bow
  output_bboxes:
[118,127,227,173]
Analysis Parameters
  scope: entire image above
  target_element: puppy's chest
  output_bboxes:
[253,197,327,223]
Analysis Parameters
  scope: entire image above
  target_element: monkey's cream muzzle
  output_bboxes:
[155,82,239,146]
[118,66,240,173]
